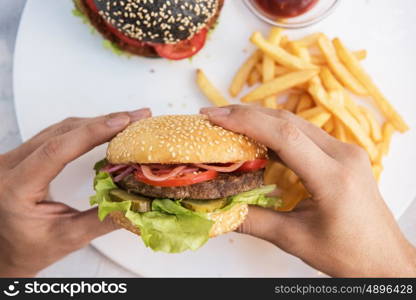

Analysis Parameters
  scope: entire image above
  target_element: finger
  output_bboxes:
[237,206,301,255]
[202,105,346,160]
[3,118,85,168]
[201,106,339,192]
[69,207,120,244]
[13,109,151,195]
[4,108,150,169]
[37,201,79,215]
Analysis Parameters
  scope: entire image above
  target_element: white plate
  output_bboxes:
[14,0,416,277]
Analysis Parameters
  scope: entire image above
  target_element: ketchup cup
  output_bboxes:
[244,0,341,29]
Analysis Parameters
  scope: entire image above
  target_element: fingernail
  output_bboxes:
[129,108,150,122]
[106,115,130,128]
[206,107,231,117]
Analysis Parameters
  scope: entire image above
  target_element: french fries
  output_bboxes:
[263,28,284,108]
[320,66,373,136]
[308,80,378,161]
[333,119,347,142]
[298,106,328,120]
[320,66,343,90]
[372,164,384,181]
[323,117,335,132]
[307,111,332,128]
[242,70,319,103]
[279,182,308,212]
[296,93,314,113]
[229,50,261,97]
[250,32,318,70]
[196,69,229,107]
[288,42,312,63]
[312,50,367,65]
[248,68,261,86]
[360,107,383,143]
[318,35,368,96]
[196,28,409,212]
[333,38,409,132]
[275,65,290,76]
[284,93,301,112]
[291,32,322,48]
[381,122,395,155]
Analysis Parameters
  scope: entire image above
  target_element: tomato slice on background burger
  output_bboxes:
[153,28,208,60]
[136,169,218,187]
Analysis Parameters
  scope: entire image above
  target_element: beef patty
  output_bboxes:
[75,0,224,58]
[118,170,264,200]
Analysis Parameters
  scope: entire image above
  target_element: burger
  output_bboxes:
[73,0,224,60]
[91,115,280,253]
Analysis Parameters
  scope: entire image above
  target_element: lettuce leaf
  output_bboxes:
[90,172,117,207]
[72,5,130,57]
[91,172,212,253]
[102,40,131,57]
[91,170,281,253]
[72,7,90,25]
[126,200,213,253]
[72,7,97,34]
[93,158,108,174]
[227,185,281,209]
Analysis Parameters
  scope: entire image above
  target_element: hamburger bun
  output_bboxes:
[95,0,220,44]
[109,202,248,238]
[107,114,268,164]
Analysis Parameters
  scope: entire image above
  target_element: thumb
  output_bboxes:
[237,206,299,254]
[70,207,120,244]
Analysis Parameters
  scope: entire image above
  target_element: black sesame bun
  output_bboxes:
[74,0,224,58]
[96,0,219,44]
[106,115,268,164]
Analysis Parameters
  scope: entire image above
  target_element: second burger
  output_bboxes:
[74,0,224,60]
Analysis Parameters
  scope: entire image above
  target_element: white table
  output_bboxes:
[1,0,415,277]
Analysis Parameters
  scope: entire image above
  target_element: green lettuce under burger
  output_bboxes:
[90,115,281,253]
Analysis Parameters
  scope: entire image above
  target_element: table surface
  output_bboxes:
[1,0,415,277]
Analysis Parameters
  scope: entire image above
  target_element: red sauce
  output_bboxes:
[253,0,319,18]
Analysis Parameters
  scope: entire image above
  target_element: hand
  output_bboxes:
[201,105,416,277]
[0,108,151,277]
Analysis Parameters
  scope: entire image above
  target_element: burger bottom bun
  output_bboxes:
[109,203,248,239]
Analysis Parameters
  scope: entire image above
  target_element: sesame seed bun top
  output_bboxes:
[94,0,219,44]
[107,115,268,164]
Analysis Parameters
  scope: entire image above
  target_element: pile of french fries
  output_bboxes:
[196,28,408,211]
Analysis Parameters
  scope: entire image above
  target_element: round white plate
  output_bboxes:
[14,0,416,277]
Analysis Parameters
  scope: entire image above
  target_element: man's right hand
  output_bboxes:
[202,105,416,277]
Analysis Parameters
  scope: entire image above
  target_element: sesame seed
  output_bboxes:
[106,114,267,164]
[94,0,219,44]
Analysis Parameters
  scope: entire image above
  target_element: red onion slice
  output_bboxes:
[194,162,244,172]
[106,164,129,173]
[140,165,186,181]
[113,166,134,182]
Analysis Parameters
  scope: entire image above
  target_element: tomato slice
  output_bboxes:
[86,0,98,12]
[153,28,208,60]
[135,169,218,187]
[237,159,268,172]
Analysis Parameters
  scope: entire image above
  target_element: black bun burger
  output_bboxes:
[90,115,281,253]
[74,0,224,60]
